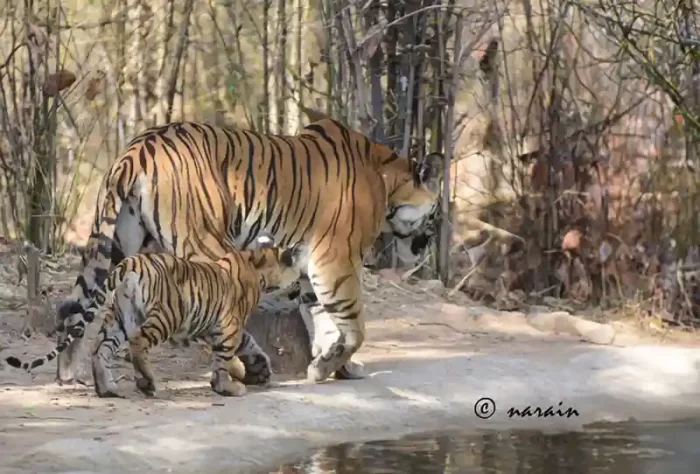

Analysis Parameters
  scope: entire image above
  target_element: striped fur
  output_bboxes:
[7,247,299,398]
[94,247,299,398]
[42,118,443,385]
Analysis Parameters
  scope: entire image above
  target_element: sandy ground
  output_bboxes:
[1,250,700,474]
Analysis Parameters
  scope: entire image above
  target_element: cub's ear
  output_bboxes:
[413,152,444,193]
[279,248,294,267]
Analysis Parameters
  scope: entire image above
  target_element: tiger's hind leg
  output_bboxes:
[93,272,147,397]
[127,306,169,397]
[235,330,272,387]
[57,199,148,385]
[304,261,366,383]
[91,307,130,398]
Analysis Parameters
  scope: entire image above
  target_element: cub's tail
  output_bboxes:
[5,232,143,373]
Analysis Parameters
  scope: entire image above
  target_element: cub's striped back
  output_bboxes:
[89,246,300,398]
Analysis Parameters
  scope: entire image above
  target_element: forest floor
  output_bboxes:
[1,244,700,473]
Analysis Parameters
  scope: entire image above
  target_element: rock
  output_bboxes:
[244,295,312,377]
[526,311,616,345]
[578,324,617,345]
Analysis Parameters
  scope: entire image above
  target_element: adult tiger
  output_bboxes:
[48,117,443,386]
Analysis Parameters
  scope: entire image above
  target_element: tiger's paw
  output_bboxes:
[92,358,121,398]
[56,360,77,386]
[135,377,156,397]
[240,353,272,386]
[95,387,126,399]
[212,379,247,397]
[333,360,366,380]
[306,364,331,384]
[93,378,124,399]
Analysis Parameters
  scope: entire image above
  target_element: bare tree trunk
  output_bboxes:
[365,0,384,142]
[267,0,279,133]
[276,0,288,134]
[408,6,432,281]
[333,0,348,124]
[287,0,302,134]
[682,0,700,248]
[338,4,370,131]
[414,11,429,159]
[321,0,335,116]
[438,13,464,285]
[154,0,176,123]
[396,0,418,156]
[114,0,126,149]
[163,0,194,123]
[262,0,271,132]
[180,34,189,121]
[399,5,418,158]
[45,10,59,252]
[23,1,57,251]
[430,4,447,276]
[128,0,146,132]
[385,1,401,150]
[206,0,224,114]
[224,3,254,127]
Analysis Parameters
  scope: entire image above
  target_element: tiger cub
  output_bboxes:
[90,245,301,399]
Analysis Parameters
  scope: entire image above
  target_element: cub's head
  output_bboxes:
[381,150,444,263]
[244,240,302,292]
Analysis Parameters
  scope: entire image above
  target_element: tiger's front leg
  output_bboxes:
[208,328,247,397]
[297,275,365,381]
[304,261,367,383]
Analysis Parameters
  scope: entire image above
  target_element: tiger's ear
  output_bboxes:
[413,152,444,194]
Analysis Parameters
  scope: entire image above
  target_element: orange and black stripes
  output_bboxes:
[89,247,300,398]
[12,115,444,385]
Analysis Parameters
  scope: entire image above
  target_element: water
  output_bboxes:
[270,418,700,473]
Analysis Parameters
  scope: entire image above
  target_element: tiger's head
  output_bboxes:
[380,149,444,263]
[230,242,302,293]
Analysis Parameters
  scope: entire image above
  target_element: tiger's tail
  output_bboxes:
[5,160,143,374]
[61,156,143,314]
[5,255,139,373]
[5,333,80,371]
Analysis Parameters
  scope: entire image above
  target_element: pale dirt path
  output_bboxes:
[1,257,700,473]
